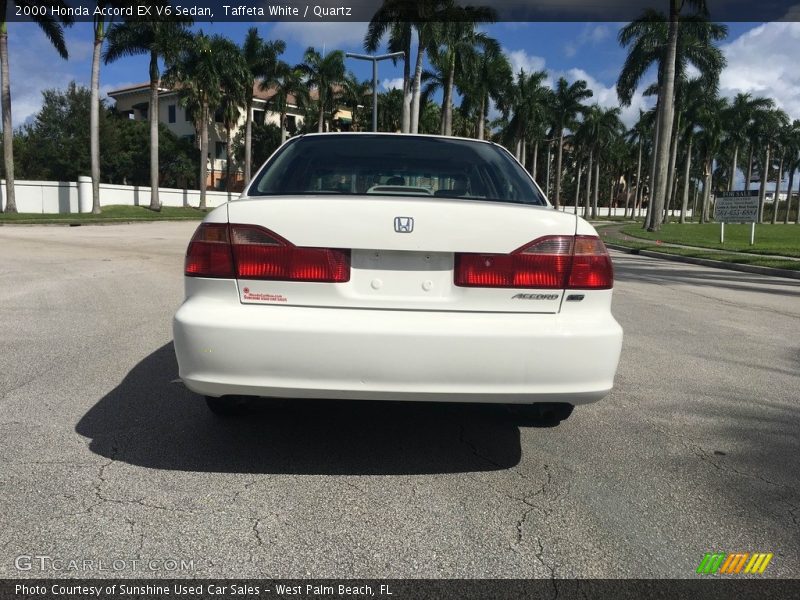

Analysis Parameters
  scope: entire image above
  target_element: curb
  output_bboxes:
[604,243,800,281]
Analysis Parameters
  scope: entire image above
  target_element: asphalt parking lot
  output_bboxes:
[0,222,798,579]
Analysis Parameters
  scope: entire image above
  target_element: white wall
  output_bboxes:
[0,178,234,213]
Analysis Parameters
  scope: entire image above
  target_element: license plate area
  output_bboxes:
[350,250,453,299]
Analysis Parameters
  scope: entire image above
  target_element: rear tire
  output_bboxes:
[509,403,574,426]
[205,395,248,416]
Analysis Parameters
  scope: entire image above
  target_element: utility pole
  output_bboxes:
[345,52,405,132]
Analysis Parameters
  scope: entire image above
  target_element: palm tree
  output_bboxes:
[459,45,511,140]
[164,32,249,209]
[104,18,192,211]
[341,72,371,131]
[695,94,728,223]
[724,93,774,192]
[241,28,285,185]
[617,5,726,230]
[270,61,308,143]
[551,78,592,210]
[298,47,345,134]
[626,110,651,218]
[365,2,415,133]
[426,19,499,136]
[496,70,550,164]
[751,107,789,222]
[89,1,132,214]
[1,0,73,213]
[781,120,800,225]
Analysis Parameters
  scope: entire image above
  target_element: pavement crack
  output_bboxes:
[457,422,505,470]
[251,519,264,547]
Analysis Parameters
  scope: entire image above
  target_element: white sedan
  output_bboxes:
[173,133,622,423]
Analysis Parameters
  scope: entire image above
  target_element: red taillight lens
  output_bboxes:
[231,225,350,282]
[184,223,350,282]
[568,236,614,289]
[185,223,235,278]
[454,235,612,290]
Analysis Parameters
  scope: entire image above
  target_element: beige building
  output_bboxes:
[108,82,346,191]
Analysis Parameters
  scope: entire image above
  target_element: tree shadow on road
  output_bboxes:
[614,254,800,296]
[75,343,525,475]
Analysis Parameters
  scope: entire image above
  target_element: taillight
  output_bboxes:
[568,236,614,289]
[454,235,612,290]
[230,224,350,282]
[185,223,235,278]
[184,223,350,283]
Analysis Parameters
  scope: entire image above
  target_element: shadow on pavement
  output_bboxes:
[613,253,800,296]
[76,343,525,475]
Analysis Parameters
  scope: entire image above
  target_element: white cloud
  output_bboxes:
[563,68,653,128]
[564,24,611,58]
[381,78,404,91]
[270,21,369,50]
[505,49,547,76]
[1,24,84,126]
[719,22,800,120]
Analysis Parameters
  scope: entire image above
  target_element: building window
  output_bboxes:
[253,110,265,125]
[215,141,227,160]
[185,108,192,122]
[168,104,176,123]
[214,109,223,123]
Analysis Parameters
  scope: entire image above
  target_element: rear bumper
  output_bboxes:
[173,298,623,405]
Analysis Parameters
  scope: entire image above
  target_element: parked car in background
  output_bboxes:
[173,133,623,424]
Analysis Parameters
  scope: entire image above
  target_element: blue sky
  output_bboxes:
[6,20,799,130]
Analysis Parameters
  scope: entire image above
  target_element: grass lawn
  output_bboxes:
[599,225,800,271]
[0,205,208,224]
[619,223,800,258]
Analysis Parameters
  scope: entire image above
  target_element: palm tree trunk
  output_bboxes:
[574,161,582,212]
[772,153,783,224]
[758,144,770,223]
[410,34,425,134]
[317,100,325,133]
[553,128,564,210]
[584,148,593,219]
[608,178,614,218]
[623,171,632,218]
[649,11,680,232]
[545,142,552,201]
[645,102,661,229]
[680,135,693,223]
[148,50,160,211]
[476,94,485,140]
[703,163,713,223]
[199,102,209,210]
[402,38,411,134]
[784,165,795,224]
[592,158,600,219]
[729,143,738,192]
[280,109,288,144]
[633,138,642,219]
[444,56,456,136]
[90,22,103,214]
[244,99,253,183]
[1,23,17,213]
[745,146,754,192]
[531,140,538,180]
[225,126,232,193]
[664,111,680,224]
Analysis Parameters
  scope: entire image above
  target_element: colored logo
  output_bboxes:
[696,552,773,575]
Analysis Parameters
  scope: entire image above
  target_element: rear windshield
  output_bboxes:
[248,134,548,207]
